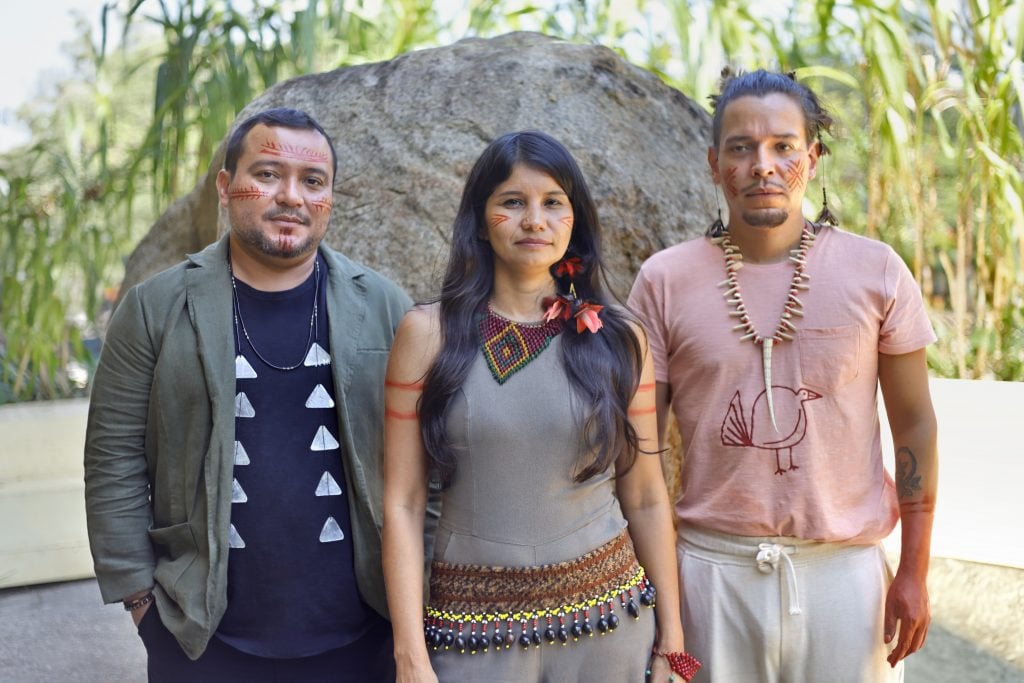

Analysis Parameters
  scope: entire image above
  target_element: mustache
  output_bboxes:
[741,180,788,194]
[262,210,310,225]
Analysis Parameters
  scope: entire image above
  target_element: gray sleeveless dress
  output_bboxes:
[429,331,656,683]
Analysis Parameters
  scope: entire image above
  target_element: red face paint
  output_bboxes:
[559,216,574,228]
[489,214,510,228]
[311,199,333,215]
[724,166,740,197]
[783,158,807,192]
[228,185,270,200]
[258,140,330,163]
[276,232,296,251]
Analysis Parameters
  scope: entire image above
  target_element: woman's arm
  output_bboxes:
[382,305,442,683]
[614,323,688,679]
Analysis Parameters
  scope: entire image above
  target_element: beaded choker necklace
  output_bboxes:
[230,258,321,372]
[479,304,563,385]
[712,224,816,431]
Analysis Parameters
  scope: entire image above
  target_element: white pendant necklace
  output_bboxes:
[230,258,320,372]
[712,224,816,431]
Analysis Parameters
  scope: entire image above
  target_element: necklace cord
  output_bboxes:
[230,258,321,371]
[713,225,816,431]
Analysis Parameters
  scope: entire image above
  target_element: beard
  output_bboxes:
[741,207,789,228]
[233,224,316,258]
[229,210,320,259]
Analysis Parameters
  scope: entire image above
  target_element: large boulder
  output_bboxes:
[122,31,715,302]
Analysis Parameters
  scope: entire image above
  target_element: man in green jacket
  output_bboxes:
[84,108,412,680]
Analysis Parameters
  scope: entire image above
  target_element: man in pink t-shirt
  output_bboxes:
[629,69,938,681]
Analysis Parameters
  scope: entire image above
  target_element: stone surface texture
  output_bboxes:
[121,31,715,301]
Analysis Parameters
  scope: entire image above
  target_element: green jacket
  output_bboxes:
[84,236,412,659]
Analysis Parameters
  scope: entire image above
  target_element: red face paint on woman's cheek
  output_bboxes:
[488,214,510,228]
[559,216,574,228]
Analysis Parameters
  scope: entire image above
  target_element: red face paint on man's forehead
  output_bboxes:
[255,137,330,164]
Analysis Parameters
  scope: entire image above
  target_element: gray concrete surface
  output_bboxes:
[2,563,1022,682]
[0,579,144,683]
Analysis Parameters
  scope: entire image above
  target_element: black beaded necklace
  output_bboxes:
[229,258,320,372]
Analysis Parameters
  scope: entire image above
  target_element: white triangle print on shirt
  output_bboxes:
[234,392,255,418]
[235,355,257,379]
[304,343,331,367]
[229,524,246,549]
[315,471,343,497]
[231,478,248,503]
[305,384,335,409]
[233,441,251,466]
[319,516,345,542]
[310,426,340,451]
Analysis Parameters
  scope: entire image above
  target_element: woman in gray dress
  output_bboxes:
[382,131,697,683]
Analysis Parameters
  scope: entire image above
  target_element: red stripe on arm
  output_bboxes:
[385,380,424,391]
[628,406,658,416]
[385,408,419,420]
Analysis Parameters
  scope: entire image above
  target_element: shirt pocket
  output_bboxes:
[796,325,861,392]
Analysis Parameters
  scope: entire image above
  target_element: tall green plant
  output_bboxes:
[116,0,455,215]
[818,0,1024,379]
[2,0,1022,403]
[641,0,1024,379]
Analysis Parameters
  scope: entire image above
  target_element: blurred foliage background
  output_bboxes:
[1,0,1021,402]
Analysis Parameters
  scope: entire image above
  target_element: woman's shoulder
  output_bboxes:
[391,302,444,370]
[403,301,441,328]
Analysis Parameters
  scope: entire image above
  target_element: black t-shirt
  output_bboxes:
[216,254,380,657]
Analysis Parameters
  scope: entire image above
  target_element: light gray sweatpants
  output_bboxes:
[678,524,904,683]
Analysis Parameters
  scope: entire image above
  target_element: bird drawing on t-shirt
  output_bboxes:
[720,386,821,475]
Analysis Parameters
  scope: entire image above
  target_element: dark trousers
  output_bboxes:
[137,606,395,682]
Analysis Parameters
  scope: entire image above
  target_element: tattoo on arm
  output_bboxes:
[895,446,922,500]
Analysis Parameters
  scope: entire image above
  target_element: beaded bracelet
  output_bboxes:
[652,649,702,682]
[122,593,154,612]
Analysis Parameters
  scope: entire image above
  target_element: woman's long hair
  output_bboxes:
[420,131,643,487]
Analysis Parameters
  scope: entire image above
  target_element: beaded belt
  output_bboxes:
[425,530,656,654]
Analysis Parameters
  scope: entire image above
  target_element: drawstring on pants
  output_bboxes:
[755,543,803,615]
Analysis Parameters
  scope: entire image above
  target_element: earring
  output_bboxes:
[814,187,838,228]
[814,135,838,229]
[708,189,726,237]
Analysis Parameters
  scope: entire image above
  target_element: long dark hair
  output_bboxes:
[420,131,643,488]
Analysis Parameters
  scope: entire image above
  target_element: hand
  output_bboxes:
[647,653,674,682]
[883,570,930,666]
[395,658,439,683]
[130,601,152,627]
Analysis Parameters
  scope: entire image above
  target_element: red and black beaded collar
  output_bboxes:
[478,305,563,385]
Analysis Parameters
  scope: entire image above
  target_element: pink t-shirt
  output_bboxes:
[628,226,936,543]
